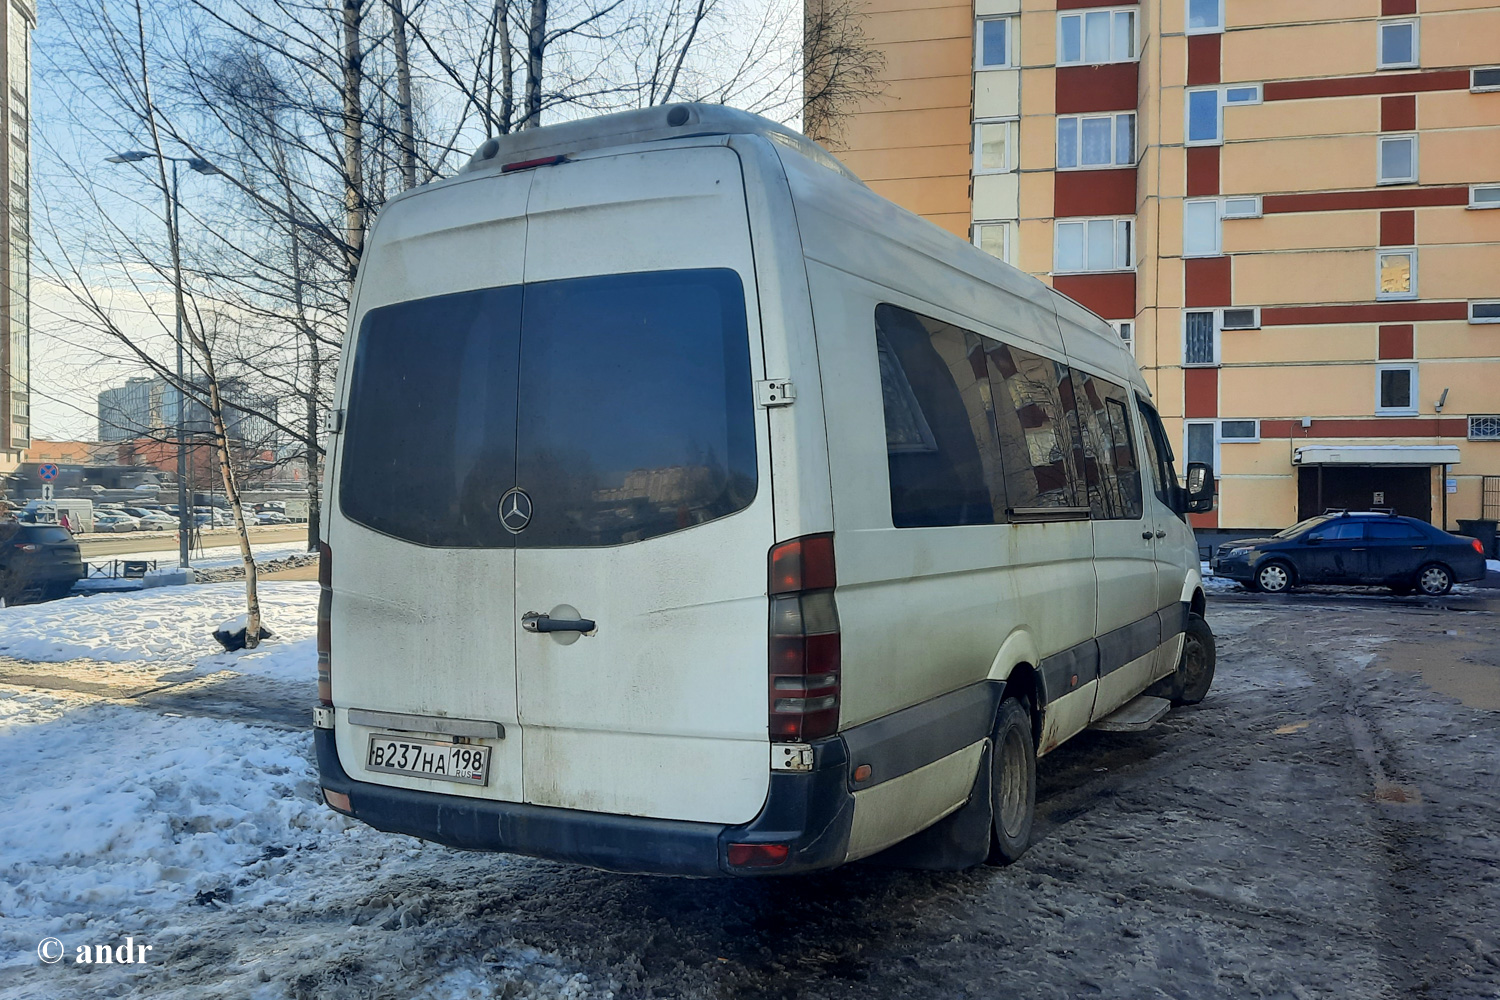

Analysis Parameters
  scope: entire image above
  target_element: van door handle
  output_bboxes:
[522,612,596,634]
[1142,530,1154,539]
[1155,530,1167,538]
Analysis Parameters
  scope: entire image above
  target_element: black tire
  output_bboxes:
[1389,583,1413,597]
[1254,560,1294,594]
[986,698,1036,865]
[1416,563,1453,597]
[1172,613,1216,705]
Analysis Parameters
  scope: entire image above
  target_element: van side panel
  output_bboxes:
[729,135,835,542]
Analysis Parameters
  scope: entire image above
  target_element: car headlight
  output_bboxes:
[1228,546,1252,557]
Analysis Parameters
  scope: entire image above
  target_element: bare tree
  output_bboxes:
[802,0,885,146]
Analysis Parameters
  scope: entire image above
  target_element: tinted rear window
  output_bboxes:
[21,526,72,543]
[339,269,757,548]
[1367,521,1426,541]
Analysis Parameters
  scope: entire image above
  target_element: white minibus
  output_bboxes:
[314,105,1217,875]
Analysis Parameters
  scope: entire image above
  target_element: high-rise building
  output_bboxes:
[824,0,1500,536]
[0,0,31,472]
[98,375,278,450]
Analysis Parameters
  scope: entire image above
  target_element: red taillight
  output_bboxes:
[317,541,333,707]
[501,154,567,173]
[727,842,790,868]
[767,534,840,742]
[1474,538,1485,555]
[769,533,835,595]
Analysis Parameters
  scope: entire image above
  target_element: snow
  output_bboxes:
[1488,559,1500,574]
[0,582,317,666]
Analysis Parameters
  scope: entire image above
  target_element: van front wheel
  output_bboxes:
[986,698,1036,865]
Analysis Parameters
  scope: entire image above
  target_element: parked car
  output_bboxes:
[1211,511,1488,596]
[256,511,291,525]
[0,522,84,603]
[137,512,177,529]
[93,514,141,533]
[314,105,1220,878]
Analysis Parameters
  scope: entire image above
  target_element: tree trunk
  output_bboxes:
[498,0,515,133]
[203,375,264,648]
[523,0,545,129]
[342,0,366,282]
[388,0,418,189]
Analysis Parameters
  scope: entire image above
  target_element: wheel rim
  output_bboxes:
[998,727,1028,840]
[1259,564,1289,592]
[1180,634,1206,690]
[1419,566,1449,595]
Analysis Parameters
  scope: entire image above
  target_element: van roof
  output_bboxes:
[461,104,863,187]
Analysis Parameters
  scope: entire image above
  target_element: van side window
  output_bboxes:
[875,305,1006,526]
[988,342,1086,510]
[1069,371,1143,520]
[1135,394,1178,504]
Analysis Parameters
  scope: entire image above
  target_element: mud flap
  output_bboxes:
[860,741,993,871]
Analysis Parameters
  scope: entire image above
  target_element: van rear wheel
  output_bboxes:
[986,698,1036,865]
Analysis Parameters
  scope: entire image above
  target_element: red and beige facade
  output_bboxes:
[826,0,1500,535]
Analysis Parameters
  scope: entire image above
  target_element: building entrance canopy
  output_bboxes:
[1293,445,1461,467]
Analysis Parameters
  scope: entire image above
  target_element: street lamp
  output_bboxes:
[106,150,220,571]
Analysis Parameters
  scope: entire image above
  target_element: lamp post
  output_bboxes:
[106,151,218,571]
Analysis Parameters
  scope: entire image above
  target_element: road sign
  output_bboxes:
[37,463,59,481]
[41,484,53,501]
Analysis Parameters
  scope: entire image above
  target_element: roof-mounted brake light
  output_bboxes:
[501,154,568,173]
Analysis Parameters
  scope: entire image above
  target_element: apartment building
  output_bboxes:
[0,0,30,473]
[826,0,1500,536]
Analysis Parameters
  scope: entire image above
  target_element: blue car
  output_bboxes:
[1212,511,1487,596]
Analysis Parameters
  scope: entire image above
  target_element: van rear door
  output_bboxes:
[510,147,774,825]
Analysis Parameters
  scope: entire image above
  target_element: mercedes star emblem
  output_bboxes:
[499,488,533,533]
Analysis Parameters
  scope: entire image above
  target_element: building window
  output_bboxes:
[1111,320,1134,353]
[1183,311,1218,366]
[973,221,1012,263]
[1376,364,1418,415]
[1470,185,1500,209]
[1470,300,1500,324]
[1377,249,1416,300]
[1219,419,1259,442]
[1378,134,1418,185]
[1221,196,1262,219]
[1183,199,1221,257]
[1058,8,1137,66]
[1469,415,1500,440]
[974,120,1017,173]
[1185,86,1262,147]
[1378,20,1418,69]
[1186,0,1223,34]
[976,17,1012,69]
[1472,67,1500,92]
[1057,113,1135,169]
[1055,217,1133,273]
[1221,308,1259,330]
[1185,421,1216,469]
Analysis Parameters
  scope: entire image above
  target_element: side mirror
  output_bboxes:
[1184,462,1215,514]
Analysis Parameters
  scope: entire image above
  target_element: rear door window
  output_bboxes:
[341,286,523,548]
[1367,521,1426,541]
[22,526,71,544]
[340,269,757,549]
[515,269,757,547]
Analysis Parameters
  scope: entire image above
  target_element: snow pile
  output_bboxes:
[0,582,318,665]
[0,693,352,957]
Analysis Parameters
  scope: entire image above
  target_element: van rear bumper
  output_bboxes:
[314,728,853,876]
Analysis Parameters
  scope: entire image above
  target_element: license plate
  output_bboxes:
[365,734,491,786]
